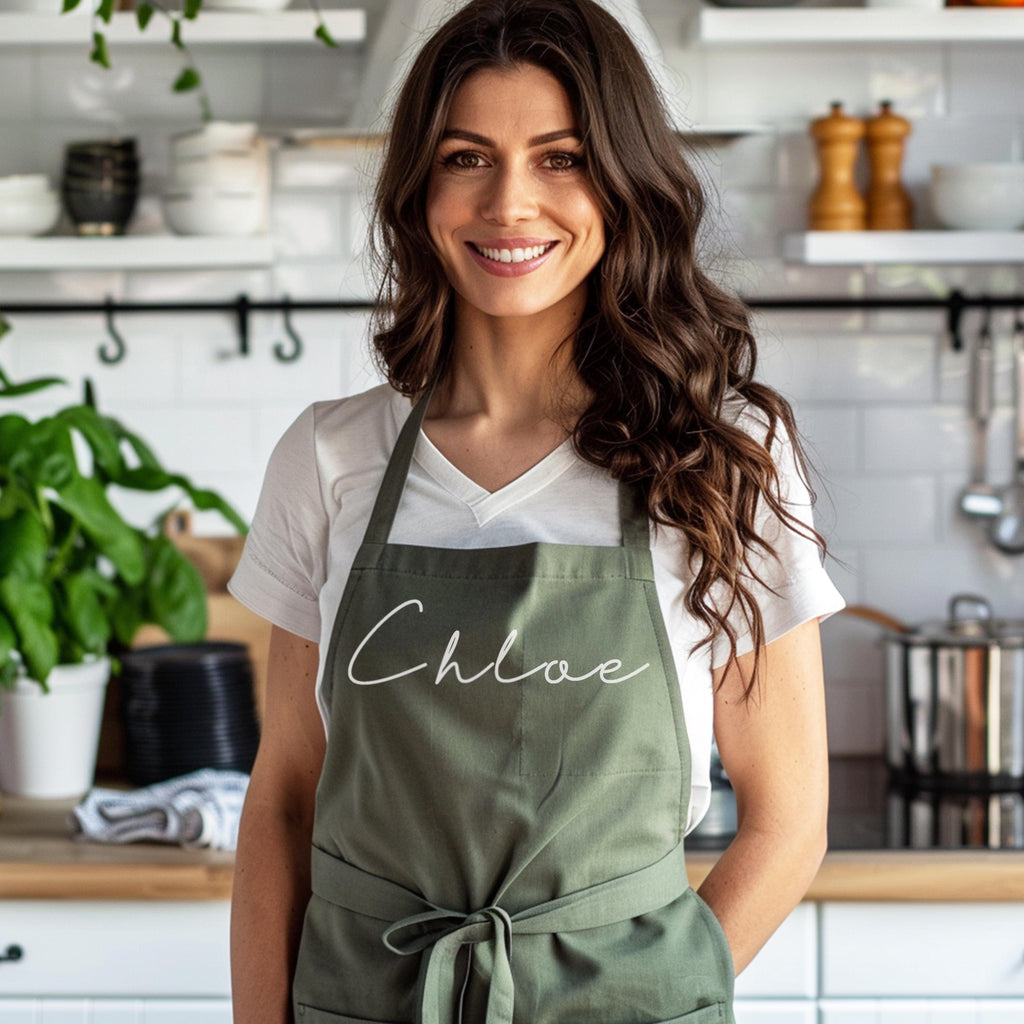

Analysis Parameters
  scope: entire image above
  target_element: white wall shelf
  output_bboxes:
[697,7,1024,45]
[784,231,1024,265]
[0,236,275,271]
[0,10,365,46]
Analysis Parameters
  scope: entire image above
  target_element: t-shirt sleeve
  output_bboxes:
[709,412,845,668]
[227,404,327,643]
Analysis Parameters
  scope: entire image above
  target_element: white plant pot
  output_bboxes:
[0,658,111,800]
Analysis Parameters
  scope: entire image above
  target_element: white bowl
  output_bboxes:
[170,122,258,161]
[929,163,1024,230]
[0,174,52,200]
[0,191,61,236]
[162,188,264,236]
[169,151,264,190]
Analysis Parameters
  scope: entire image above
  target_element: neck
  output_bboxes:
[439,296,589,429]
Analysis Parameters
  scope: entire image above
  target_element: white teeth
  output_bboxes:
[476,243,552,263]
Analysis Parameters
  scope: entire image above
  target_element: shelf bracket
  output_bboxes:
[946,289,967,352]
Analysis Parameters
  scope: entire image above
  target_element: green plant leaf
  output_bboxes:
[109,591,143,649]
[116,467,248,534]
[146,535,207,641]
[61,570,113,654]
[56,405,125,480]
[173,67,201,93]
[0,413,30,461]
[0,576,58,688]
[184,0,202,20]
[96,0,115,24]
[171,18,184,50]
[0,313,10,341]
[61,0,82,12]
[0,610,18,692]
[0,512,48,581]
[136,2,154,30]
[52,476,146,585]
[0,376,65,399]
[90,31,111,70]
[315,23,338,48]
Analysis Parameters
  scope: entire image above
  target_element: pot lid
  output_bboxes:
[899,594,1024,646]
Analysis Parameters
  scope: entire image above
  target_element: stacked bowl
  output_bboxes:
[163,122,268,236]
[0,174,60,236]
[62,137,140,236]
[930,163,1024,230]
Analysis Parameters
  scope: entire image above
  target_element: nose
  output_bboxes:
[479,161,539,225]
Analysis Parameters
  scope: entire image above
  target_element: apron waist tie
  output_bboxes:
[309,842,690,1024]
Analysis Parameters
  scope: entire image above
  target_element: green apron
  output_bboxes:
[292,390,735,1024]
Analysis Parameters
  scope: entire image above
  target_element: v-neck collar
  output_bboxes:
[413,430,577,527]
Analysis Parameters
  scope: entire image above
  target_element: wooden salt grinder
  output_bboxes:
[809,101,867,231]
[865,100,913,230]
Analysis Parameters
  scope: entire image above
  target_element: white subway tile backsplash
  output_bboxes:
[0,53,33,122]
[860,544,1024,624]
[949,46,1024,122]
[826,475,938,546]
[271,192,345,259]
[265,48,364,123]
[797,405,860,479]
[756,331,936,404]
[862,405,967,474]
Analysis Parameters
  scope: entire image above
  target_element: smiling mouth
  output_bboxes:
[469,242,557,264]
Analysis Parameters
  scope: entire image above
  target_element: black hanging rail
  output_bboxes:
[1,288,1022,364]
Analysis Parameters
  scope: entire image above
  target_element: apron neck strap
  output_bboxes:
[363,384,651,551]
[362,384,435,547]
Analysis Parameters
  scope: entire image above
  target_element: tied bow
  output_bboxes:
[383,904,515,1024]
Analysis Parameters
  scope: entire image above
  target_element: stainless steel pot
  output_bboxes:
[882,595,1024,789]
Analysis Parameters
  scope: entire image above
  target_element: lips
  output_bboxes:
[466,239,559,277]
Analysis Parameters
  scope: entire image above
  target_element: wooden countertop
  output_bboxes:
[2,793,1023,902]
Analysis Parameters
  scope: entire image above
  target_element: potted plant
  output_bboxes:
[0,334,246,799]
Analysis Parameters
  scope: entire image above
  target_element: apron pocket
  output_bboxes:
[650,1005,731,1024]
[296,1005,404,1024]
[688,888,736,990]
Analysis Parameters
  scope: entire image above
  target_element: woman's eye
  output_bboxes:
[544,152,583,171]
[441,150,486,170]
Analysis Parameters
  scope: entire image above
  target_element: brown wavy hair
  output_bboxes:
[369,0,824,698]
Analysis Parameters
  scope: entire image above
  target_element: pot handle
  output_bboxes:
[949,593,992,624]
[841,605,911,634]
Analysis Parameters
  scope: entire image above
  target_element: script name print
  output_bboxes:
[347,599,651,687]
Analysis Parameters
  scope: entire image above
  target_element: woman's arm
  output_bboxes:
[231,625,325,1024]
[696,617,829,975]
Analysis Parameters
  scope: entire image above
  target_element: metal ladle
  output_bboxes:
[959,311,1002,519]
[989,313,1024,554]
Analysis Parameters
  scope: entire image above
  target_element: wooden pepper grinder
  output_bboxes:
[809,101,866,231]
[865,100,913,230]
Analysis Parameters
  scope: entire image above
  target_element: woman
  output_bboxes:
[229,1,844,1021]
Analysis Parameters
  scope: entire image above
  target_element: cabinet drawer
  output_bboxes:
[0,902,230,998]
[821,903,1024,998]
[735,903,817,998]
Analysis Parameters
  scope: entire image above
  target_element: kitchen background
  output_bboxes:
[2,0,1022,758]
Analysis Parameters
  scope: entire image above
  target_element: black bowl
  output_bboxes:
[64,154,140,180]
[65,137,137,157]
[62,171,140,193]
[61,185,138,235]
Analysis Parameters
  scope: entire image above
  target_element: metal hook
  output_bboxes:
[98,296,127,365]
[234,293,251,357]
[946,288,967,352]
[273,295,304,363]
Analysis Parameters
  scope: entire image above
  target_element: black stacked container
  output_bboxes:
[119,642,260,786]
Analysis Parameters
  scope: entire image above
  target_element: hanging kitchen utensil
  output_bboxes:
[959,309,1002,518]
[989,312,1024,553]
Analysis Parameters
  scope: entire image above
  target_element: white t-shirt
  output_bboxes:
[228,383,845,832]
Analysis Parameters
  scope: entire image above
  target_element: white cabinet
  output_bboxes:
[0,901,231,1022]
[819,999,1024,1023]
[820,903,1024,999]
[0,998,232,1023]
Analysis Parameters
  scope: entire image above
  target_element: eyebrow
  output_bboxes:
[439,128,581,147]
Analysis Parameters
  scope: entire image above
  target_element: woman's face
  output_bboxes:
[426,63,605,330]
